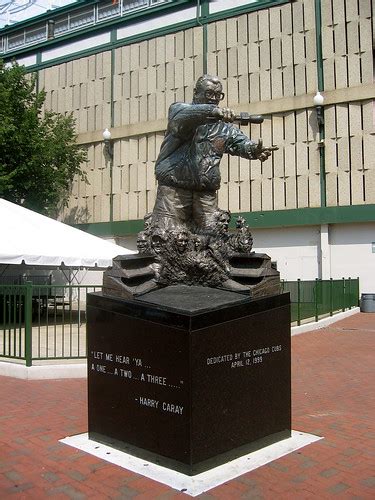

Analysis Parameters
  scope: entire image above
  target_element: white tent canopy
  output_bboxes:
[0,199,134,268]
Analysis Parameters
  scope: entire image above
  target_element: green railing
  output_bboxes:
[0,284,101,366]
[281,278,359,325]
[1,279,359,366]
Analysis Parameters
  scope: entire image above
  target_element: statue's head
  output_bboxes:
[216,209,231,234]
[192,234,204,252]
[151,229,168,255]
[236,216,246,229]
[237,232,253,253]
[193,75,225,105]
[137,231,149,253]
[173,229,190,254]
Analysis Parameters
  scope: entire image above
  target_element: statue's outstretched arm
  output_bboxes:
[226,127,278,162]
[168,103,231,137]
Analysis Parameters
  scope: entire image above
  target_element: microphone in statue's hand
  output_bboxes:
[212,109,264,124]
[253,139,279,162]
[234,113,264,125]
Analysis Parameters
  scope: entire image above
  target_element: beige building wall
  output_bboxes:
[207,0,321,214]
[111,27,205,223]
[36,0,374,224]
[39,52,113,223]
[322,0,375,206]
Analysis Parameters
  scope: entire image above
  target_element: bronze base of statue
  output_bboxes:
[103,251,280,301]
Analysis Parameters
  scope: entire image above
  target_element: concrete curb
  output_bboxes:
[291,307,360,336]
[0,361,87,380]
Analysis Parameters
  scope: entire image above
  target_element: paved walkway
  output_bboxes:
[0,313,374,499]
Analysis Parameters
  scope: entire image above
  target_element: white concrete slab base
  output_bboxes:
[0,361,87,379]
[291,307,360,336]
[60,431,322,497]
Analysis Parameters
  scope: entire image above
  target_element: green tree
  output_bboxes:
[0,60,87,216]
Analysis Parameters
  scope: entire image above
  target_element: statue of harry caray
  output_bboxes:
[104,75,280,299]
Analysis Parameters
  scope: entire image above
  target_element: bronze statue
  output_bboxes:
[150,75,277,232]
[104,75,280,298]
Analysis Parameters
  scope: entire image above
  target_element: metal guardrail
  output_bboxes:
[281,277,359,325]
[0,278,359,366]
[0,283,101,366]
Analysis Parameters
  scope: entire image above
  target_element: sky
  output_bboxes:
[0,0,78,29]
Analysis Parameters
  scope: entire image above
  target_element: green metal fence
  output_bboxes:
[281,278,359,325]
[0,279,359,366]
[0,283,101,366]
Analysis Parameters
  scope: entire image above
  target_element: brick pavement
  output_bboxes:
[0,312,374,499]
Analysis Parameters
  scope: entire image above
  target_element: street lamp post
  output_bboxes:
[313,92,326,208]
[103,128,114,222]
[103,128,113,159]
[313,91,324,127]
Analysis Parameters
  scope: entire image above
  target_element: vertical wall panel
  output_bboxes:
[273,176,285,210]
[250,178,262,212]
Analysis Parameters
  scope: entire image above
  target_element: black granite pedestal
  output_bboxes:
[87,286,291,475]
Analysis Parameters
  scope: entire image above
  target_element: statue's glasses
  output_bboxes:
[204,90,225,101]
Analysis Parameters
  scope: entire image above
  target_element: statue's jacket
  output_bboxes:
[155,102,257,192]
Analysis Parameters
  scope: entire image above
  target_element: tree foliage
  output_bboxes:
[0,60,87,216]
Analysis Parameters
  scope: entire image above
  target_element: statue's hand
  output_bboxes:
[253,139,278,162]
[214,107,235,122]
